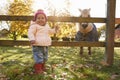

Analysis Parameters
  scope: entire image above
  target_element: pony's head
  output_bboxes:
[79,8,91,29]
[79,8,91,18]
[78,8,94,34]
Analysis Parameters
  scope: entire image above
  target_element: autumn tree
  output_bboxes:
[46,0,76,40]
[7,0,33,40]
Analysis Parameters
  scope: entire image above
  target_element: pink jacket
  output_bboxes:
[28,23,56,46]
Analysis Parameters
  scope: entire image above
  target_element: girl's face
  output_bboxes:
[35,14,46,26]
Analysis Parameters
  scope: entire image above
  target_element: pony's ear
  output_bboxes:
[88,8,91,11]
[79,9,82,12]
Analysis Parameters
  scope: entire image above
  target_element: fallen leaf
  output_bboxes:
[100,60,109,66]
[110,74,119,80]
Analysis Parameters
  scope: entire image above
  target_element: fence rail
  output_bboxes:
[0,40,120,47]
[0,15,106,22]
[0,15,120,23]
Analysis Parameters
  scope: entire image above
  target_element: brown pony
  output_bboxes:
[75,8,98,55]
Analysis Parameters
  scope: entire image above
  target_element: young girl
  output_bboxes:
[28,9,59,74]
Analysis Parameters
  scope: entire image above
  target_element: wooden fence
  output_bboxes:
[0,16,120,47]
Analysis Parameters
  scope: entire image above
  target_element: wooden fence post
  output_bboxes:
[105,0,116,65]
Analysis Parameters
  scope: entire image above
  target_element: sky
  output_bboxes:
[0,0,120,17]
[0,0,120,28]
[31,0,120,27]
[32,0,107,17]
[32,0,120,18]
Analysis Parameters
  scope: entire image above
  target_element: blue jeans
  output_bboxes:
[32,46,48,63]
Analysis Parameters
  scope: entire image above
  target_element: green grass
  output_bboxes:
[0,46,120,80]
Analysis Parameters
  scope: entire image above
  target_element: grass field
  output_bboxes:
[0,46,120,80]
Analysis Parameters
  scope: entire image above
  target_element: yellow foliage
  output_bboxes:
[7,0,33,40]
[48,22,76,39]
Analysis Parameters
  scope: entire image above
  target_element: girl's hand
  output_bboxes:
[30,40,35,44]
[55,25,60,33]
